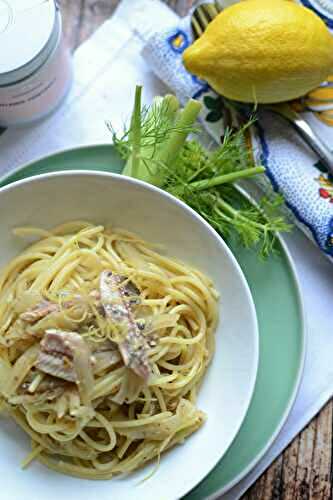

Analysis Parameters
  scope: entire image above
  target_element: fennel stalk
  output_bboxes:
[110,86,290,257]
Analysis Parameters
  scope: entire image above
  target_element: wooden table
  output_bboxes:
[58,1,332,498]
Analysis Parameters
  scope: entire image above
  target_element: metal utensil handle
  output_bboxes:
[291,118,333,176]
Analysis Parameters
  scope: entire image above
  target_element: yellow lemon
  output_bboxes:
[183,0,333,103]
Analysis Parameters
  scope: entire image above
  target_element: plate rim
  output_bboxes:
[0,144,306,498]
[0,162,260,499]
[208,233,306,498]
[0,143,119,187]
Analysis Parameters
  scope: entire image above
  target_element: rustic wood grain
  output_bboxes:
[243,402,333,500]
[59,0,119,50]
[59,1,333,498]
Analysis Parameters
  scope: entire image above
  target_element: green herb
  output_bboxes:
[109,86,290,257]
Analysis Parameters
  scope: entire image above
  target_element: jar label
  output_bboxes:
[0,35,72,126]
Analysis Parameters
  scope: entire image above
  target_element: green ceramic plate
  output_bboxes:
[0,145,305,498]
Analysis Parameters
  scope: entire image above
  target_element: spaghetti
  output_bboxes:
[0,222,218,479]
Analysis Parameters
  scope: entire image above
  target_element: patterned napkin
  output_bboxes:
[143,0,333,258]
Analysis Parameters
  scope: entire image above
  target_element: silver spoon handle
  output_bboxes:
[292,117,333,176]
[269,104,333,176]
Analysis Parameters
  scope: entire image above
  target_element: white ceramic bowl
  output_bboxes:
[0,171,259,500]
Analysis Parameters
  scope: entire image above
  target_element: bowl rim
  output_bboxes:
[0,169,259,490]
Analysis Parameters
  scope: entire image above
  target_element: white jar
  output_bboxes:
[0,0,73,127]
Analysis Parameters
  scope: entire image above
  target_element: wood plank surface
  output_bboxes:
[58,1,333,498]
